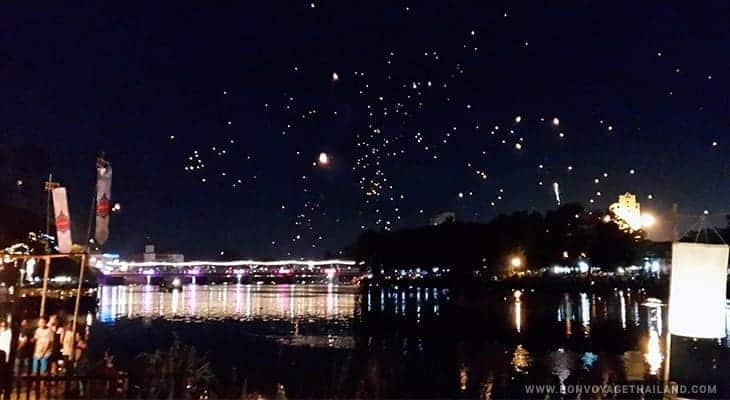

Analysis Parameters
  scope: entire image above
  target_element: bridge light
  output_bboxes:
[577,261,589,273]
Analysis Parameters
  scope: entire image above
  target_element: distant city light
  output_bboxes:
[577,261,589,273]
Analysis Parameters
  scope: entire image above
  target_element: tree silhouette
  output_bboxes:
[345,203,644,278]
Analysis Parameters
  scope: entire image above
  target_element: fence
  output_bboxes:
[2,373,128,400]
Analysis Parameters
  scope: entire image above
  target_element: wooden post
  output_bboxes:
[39,256,51,317]
[71,253,86,368]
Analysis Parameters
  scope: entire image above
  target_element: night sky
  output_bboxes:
[2,1,729,258]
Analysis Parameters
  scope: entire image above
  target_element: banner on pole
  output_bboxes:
[95,165,112,245]
[52,187,73,253]
[668,242,728,339]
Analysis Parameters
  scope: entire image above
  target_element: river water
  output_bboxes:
[88,284,730,398]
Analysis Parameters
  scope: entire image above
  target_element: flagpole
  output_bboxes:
[71,253,86,368]
[44,175,59,252]
[85,192,96,251]
[45,174,53,236]
[39,255,50,317]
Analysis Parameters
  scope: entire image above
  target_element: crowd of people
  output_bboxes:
[0,313,89,380]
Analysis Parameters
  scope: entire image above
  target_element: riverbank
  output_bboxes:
[362,273,670,298]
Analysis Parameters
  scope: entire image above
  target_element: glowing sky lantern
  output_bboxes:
[552,182,561,205]
[668,243,728,338]
[317,152,330,166]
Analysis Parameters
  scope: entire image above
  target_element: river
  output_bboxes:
[88,284,730,398]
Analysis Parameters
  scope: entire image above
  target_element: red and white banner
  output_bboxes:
[95,165,112,245]
[52,187,73,253]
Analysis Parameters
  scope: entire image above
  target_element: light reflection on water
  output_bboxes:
[98,284,358,323]
[94,284,728,396]
[507,289,674,381]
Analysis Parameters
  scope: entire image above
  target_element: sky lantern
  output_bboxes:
[317,152,330,166]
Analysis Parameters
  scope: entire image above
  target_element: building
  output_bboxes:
[137,244,184,263]
[609,192,643,231]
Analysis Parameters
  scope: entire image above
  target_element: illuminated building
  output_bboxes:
[137,244,184,263]
[608,192,654,232]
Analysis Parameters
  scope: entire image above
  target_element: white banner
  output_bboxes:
[95,165,112,245]
[52,187,73,253]
[668,242,728,338]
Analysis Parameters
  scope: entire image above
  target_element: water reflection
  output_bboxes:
[512,290,522,333]
[98,284,357,322]
[511,344,531,373]
[645,330,663,375]
[549,349,575,394]
[92,285,729,397]
[619,289,627,329]
[580,292,590,336]
[643,300,664,376]
[581,352,597,370]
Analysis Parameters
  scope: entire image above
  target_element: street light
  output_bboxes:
[510,256,523,268]
[641,213,656,228]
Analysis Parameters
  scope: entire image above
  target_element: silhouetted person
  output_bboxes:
[15,319,32,375]
[0,350,10,396]
[32,317,53,375]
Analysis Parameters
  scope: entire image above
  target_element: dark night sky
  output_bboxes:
[1,1,729,258]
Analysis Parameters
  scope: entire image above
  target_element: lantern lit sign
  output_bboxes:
[668,243,728,339]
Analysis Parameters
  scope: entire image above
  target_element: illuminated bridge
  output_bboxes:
[97,259,362,285]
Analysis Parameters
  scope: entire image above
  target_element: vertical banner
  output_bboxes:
[95,165,112,245]
[52,187,73,253]
[668,242,728,339]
